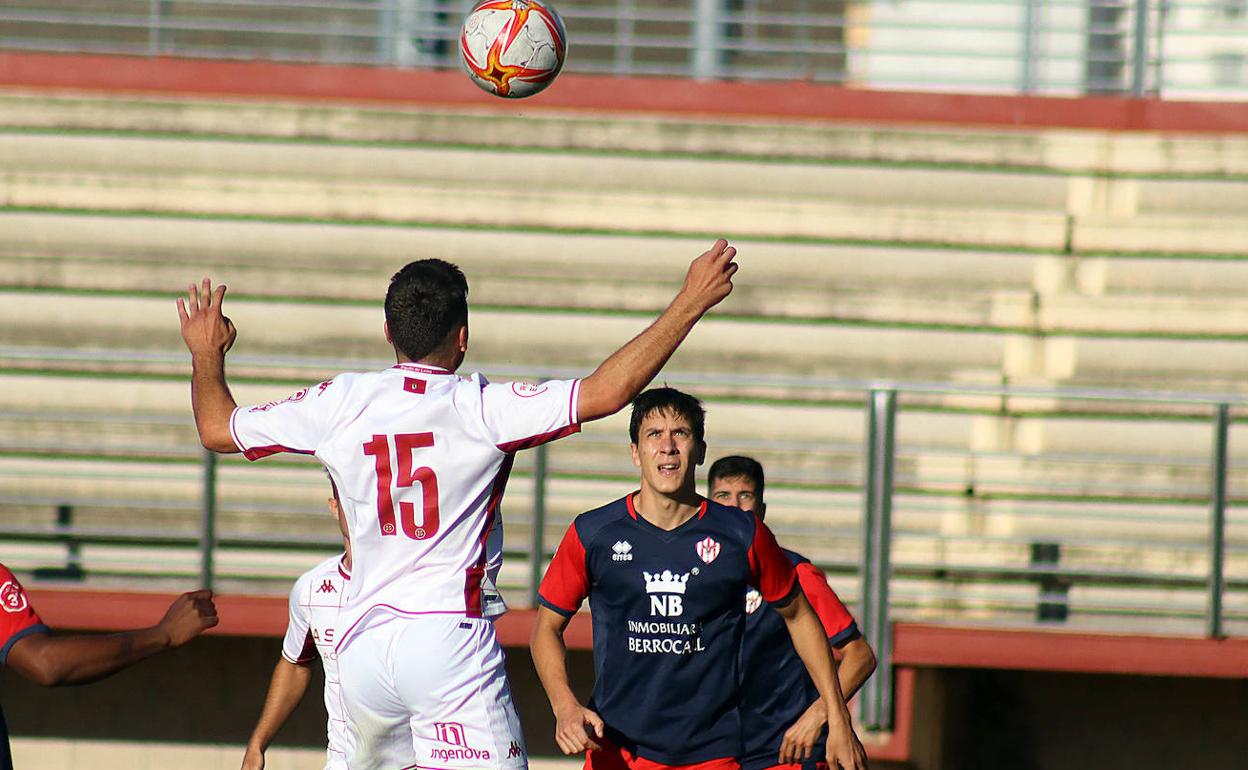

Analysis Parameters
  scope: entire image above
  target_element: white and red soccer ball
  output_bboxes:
[460,0,567,99]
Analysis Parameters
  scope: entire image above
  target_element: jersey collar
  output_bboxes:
[392,363,454,376]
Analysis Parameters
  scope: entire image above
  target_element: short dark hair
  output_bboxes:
[629,387,705,444]
[384,259,469,362]
[707,455,765,499]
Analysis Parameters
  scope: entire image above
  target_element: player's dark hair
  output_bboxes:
[384,259,469,362]
[629,387,705,444]
[707,455,765,499]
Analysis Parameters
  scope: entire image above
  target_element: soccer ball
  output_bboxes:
[459,0,567,99]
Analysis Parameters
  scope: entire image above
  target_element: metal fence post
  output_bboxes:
[1206,404,1229,638]
[860,388,896,731]
[528,443,549,606]
[1131,0,1150,96]
[200,448,218,591]
[692,0,725,80]
[147,0,161,56]
[1021,0,1039,93]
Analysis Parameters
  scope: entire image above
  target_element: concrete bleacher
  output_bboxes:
[1,88,1245,630]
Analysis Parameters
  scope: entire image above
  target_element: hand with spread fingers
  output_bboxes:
[177,277,237,360]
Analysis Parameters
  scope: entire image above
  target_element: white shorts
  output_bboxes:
[337,614,528,770]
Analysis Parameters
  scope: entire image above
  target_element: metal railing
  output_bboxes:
[1,372,1244,730]
[0,1,1246,99]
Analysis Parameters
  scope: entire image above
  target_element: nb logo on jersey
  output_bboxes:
[507,741,524,759]
[611,540,633,561]
[644,570,690,617]
[317,579,336,594]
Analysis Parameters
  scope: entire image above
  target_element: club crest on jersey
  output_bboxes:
[696,537,721,564]
[249,386,310,412]
[511,382,549,398]
[612,540,633,561]
[745,589,763,614]
[0,581,27,613]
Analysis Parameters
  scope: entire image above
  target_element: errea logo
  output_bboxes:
[612,541,633,561]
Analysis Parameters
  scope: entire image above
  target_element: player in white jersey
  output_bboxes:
[177,240,739,770]
[242,484,353,770]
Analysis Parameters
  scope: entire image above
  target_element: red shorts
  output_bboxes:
[584,737,739,770]
[758,764,830,770]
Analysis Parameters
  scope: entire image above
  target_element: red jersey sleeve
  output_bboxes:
[747,518,798,604]
[795,561,859,644]
[537,524,590,617]
[0,565,48,664]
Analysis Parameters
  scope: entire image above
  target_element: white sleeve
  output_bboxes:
[478,377,581,452]
[231,378,343,462]
[280,577,315,665]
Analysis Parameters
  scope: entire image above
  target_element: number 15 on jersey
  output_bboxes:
[363,433,441,540]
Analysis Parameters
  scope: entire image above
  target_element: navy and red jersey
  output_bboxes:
[739,550,859,770]
[539,494,800,766]
[0,564,49,770]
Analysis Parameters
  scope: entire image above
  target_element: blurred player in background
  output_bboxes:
[241,480,354,770]
[0,564,217,770]
[531,388,867,770]
[177,240,739,770]
[707,456,876,770]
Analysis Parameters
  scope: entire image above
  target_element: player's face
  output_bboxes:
[709,474,760,514]
[630,409,705,496]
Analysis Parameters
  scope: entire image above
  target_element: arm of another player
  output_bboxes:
[577,239,738,422]
[774,594,868,770]
[5,590,217,687]
[242,658,315,770]
[530,607,604,755]
[177,278,242,453]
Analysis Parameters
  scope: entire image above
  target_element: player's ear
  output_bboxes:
[384,321,393,344]
[457,322,468,353]
[756,501,767,522]
[694,440,706,466]
[630,442,641,469]
[328,497,340,520]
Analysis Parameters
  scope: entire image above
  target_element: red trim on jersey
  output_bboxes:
[0,565,44,647]
[586,736,740,770]
[338,560,352,581]
[696,499,708,519]
[625,492,640,520]
[242,444,316,461]
[392,363,453,375]
[294,627,317,664]
[794,562,856,640]
[496,423,581,453]
[747,519,798,604]
[465,455,514,614]
[229,406,244,454]
[538,524,589,615]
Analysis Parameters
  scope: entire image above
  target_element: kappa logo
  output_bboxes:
[0,581,27,613]
[696,537,721,564]
[317,579,336,594]
[611,540,633,562]
[507,741,524,759]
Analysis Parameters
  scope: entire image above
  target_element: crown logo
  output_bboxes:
[643,569,690,595]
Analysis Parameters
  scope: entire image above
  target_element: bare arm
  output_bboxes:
[577,240,738,422]
[177,278,241,453]
[242,658,314,770]
[781,633,877,762]
[530,607,604,754]
[5,590,218,687]
[776,592,868,770]
[835,635,877,703]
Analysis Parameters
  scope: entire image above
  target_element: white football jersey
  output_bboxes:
[233,364,580,649]
[282,553,353,767]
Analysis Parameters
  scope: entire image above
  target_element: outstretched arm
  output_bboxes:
[530,607,604,755]
[775,592,869,770]
[5,590,218,687]
[177,278,241,453]
[577,239,738,422]
[242,658,315,770]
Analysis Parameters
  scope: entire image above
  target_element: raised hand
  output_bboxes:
[177,278,238,359]
[676,239,738,315]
